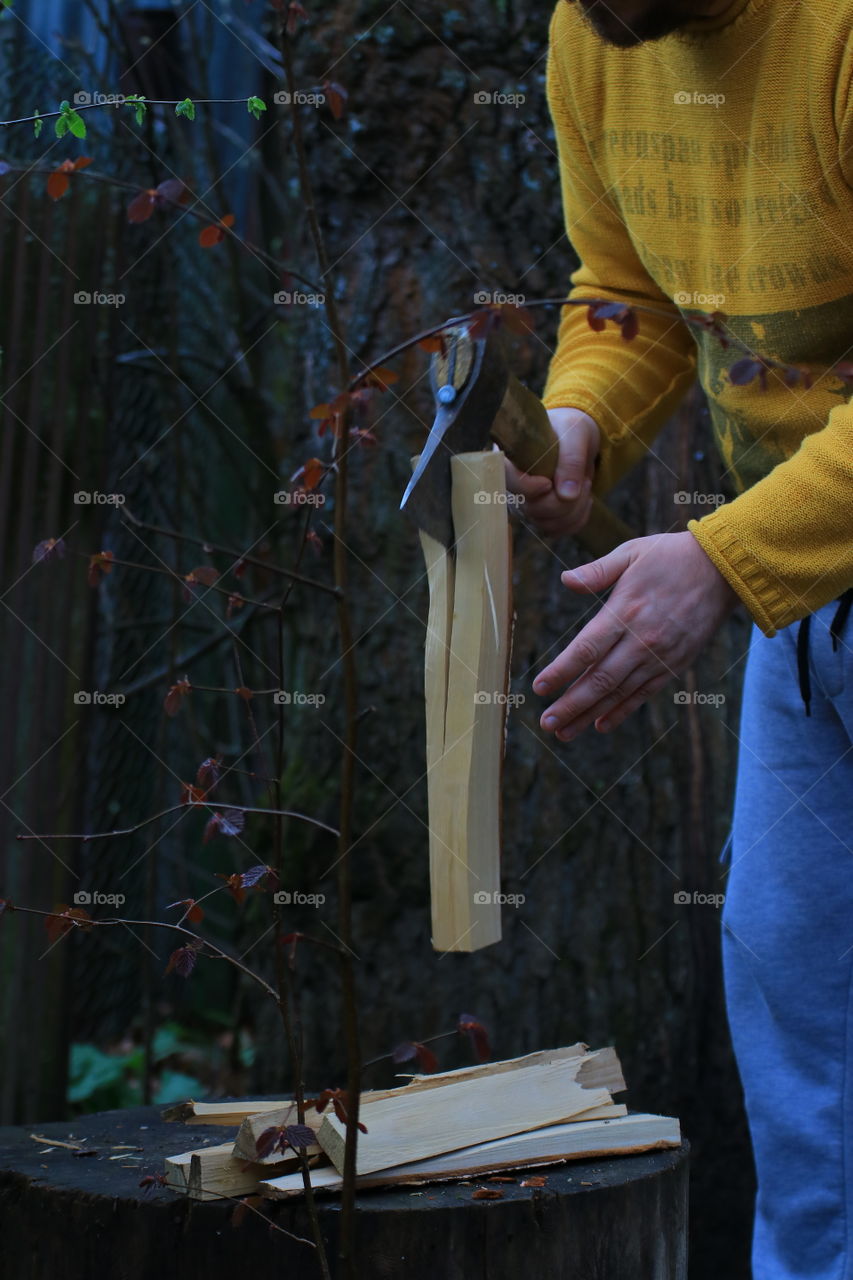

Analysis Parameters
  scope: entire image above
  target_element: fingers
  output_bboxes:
[505,456,552,499]
[534,605,625,703]
[561,543,634,596]
[595,672,673,733]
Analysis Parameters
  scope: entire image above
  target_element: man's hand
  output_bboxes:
[533,531,740,738]
[505,408,600,537]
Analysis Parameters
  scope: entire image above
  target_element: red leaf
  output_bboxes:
[217,872,246,904]
[139,1173,168,1193]
[309,391,350,439]
[164,676,191,717]
[255,1126,284,1160]
[33,537,66,565]
[203,807,245,844]
[467,307,500,341]
[231,1194,264,1229]
[167,897,204,924]
[185,565,219,587]
[391,1040,420,1065]
[620,308,639,341]
[87,549,114,587]
[458,1013,491,1062]
[226,593,245,619]
[154,178,189,209]
[45,905,92,944]
[196,756,222,790]
[586,304,606,333]
[241,863,273,890]
[586,301,637,341]
[322,80,348,120]
[234,686,253,702]
[165,945,198,978]
[291,456,325,491]
[414,1043,439,1073]
[357,365,398,392]
[418,333,447,355]
[127,189,157,224]
[284,1124,316,1150]
[180,782,206,805]
[47,168,70,201]
[499,303,536,337]
[198,213,235,247]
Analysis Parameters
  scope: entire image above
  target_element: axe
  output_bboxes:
[400,320,634,555]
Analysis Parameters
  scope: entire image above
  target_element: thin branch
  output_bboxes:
[0,163,323,293]
[15,801,340,842]
[121,508,341,598]
[10,906,279,1001]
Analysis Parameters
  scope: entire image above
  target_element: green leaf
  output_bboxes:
[175,97,195,121]
[33,110,42,139]
[125,94,147,126]
[153,1069,203,1105]
[54,99,86,140]
[247,96,267,121]
[68,1043,128,1102]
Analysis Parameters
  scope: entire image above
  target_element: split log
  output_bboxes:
[164,1138,299,1201]
[233,1044,624,1166]
[317,1046,624,1176]
[162,1099,295,1126]
[417,450,513,952]
[260,1112,679,1197]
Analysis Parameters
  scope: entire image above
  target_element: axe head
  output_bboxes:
[400,322,510,549]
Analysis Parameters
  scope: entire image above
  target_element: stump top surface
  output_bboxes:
[0,1103,687,1213]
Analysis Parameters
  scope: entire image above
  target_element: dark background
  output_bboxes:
[0,1,754,1274]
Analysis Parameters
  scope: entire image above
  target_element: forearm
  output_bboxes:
[687,400,853,633]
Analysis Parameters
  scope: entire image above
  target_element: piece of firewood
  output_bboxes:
[164,1139,300,1201]
[162,1099,296,1126]
[316,1048,621,1176]
[231,1102,323,1164]
[231,1044,624,1163]
[417,450,513,952]
[259,1112,681,1197]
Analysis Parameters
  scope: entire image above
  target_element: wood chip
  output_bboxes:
[472,1188,504,1200]
[30,1134,89,1153]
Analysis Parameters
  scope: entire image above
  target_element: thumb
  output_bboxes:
[553,424,595,500]
[561,545,632,595]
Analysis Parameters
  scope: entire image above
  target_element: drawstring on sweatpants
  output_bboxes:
[796,587,853,716]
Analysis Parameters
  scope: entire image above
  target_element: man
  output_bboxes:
[508,1,853,1276]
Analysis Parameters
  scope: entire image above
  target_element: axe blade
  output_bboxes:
[400,323,510,549]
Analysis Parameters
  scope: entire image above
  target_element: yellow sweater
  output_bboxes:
[542,0,853,635]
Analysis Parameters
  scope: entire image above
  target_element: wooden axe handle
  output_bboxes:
[491,374,636,559]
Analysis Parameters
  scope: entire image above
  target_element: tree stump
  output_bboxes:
[0,1105,688,1279]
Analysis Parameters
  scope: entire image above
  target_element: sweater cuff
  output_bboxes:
[687,512,790,637]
